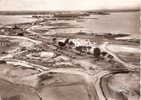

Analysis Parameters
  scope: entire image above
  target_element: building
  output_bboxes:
[0,39,10,47]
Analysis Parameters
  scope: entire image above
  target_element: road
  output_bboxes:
[100,42,138,71]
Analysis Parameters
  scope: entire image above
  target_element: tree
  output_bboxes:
[93,48,101,58]
[52,38,57,42]
[0,60,6,64]
[17,33,24,36]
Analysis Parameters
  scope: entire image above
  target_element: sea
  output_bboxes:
[0,11,140,35]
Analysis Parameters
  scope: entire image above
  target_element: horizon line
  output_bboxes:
[0,8,139,15]
[0,7,139,11]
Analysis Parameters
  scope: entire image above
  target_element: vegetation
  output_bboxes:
[93,48,101,58]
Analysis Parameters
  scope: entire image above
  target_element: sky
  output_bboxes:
[0,0,140,11]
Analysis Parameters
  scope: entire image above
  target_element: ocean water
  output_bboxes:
[52,11,140,35]
[0,11,140,35]
[84,11,140,34]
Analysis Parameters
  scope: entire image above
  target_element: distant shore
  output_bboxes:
[0,9,139,15]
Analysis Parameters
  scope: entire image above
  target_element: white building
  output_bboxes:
[70,39,96,47]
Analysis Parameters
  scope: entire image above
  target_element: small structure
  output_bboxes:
[0,39,10,47]
[58,38,70,48]
[68,41,75,48]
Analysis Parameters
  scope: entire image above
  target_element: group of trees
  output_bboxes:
[0,60,6,64]
[93,48,114,62]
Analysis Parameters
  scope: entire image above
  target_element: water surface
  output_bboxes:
[0,11,139,35]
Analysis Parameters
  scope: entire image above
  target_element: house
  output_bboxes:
[0,39,10,47]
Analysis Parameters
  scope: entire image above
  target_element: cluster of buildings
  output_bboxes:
[55,37,114,62]
[55,38,97,54]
